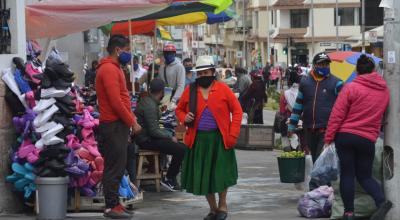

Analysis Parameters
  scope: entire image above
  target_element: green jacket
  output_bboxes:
[135,95,171,144]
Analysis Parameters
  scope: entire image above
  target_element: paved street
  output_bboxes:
[0,110,312,220]
[0,149,309,220]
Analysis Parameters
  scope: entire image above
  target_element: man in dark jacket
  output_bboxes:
[135,78,185,191]
[288,52,343,190]
[85,60,98,88]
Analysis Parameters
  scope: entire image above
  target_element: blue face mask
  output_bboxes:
[133,64,139,71]
[185,67,192,73]
[315,67,330,77]
[164,54,175,65]
[118,51,132,66]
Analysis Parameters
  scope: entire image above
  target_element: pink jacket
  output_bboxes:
[325,72,389,143]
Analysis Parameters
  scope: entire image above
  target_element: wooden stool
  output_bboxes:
[136,150,161,192]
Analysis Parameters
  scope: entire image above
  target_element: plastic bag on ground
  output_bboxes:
[298,185,334,218]
[310,144,339,185]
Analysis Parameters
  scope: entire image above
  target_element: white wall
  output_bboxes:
[0,0,26,70]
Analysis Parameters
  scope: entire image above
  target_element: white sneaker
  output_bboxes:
[43,136,64,146]
[33,105,59,127]
[35,121,57,133]
[33,98,56,113]
[35,136,64,149]
[41,87,71,98]
[41,123,64,140]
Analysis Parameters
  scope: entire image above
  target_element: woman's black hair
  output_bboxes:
[107,35,130,54]
[356,54,375,75]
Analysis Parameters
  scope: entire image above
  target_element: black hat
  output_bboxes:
[149,78,165,93]
[312,52,331,65]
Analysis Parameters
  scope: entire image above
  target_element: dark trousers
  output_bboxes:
[305,129,325,191]
[126,142,138,183]
[335,132,385,212]
[98,121,130,209]
[253,108,264,124]
[138,138,185,179]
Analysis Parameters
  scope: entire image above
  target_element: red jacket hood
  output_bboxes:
[353,72,387,91]
[98,56,119,69]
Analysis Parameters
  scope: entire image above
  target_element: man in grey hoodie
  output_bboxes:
[159,44,186,108]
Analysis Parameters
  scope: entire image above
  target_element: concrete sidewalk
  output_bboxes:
[0,150,309,220]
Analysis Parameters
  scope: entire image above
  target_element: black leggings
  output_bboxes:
[335,133,385,212]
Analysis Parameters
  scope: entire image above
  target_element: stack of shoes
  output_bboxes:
[34,143,70,177]
[12,58,36,109]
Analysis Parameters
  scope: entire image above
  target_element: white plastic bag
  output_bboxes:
[310,144,340,185]
[295,155,313,191]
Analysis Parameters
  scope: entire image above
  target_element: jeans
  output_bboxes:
[126,142,138,183]
[335,132,385,212]
[98,121,130,209]
[138,138,186,179]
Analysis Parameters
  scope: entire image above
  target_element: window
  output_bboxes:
[254,11,259,30]
[334,8,359,26]
[290,9,309,28]
[271,10,274,26]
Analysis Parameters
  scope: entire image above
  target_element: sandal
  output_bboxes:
[215,210,228,220]
[203,212,216,220]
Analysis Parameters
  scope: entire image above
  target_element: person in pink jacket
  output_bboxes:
[324,55,391,220]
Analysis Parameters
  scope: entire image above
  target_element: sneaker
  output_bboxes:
[104,204,133,219]
[342,211,355,220]
[33,98,56,113]
[33,104,59,127]
[370,201,392,220]
[160,178,179,192]
[41,123,64,140]
[35,121,57,133]
[41,87,71,99]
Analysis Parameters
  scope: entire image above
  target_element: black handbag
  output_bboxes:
[273,112,286,133]
[186,82,197,127]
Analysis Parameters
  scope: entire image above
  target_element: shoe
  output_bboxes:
[66,134,81,150]
[39,144,70,159]
[25,62,42,84]
[95,157,104,171]
[204,213,216,220]
[6,173,22,183]
[81,187,96,197]
[104,204,133,219]
[215,210,228,220]
[81,140,101,157]
[33,105,59,127]
[52,78,72,90]
[45,158,66,170]
[55,101,75,116]
[77,148,95,162]
[160,178,179,192]
[65,165,86,176]
[56,95,75,106]
[33,98,56,113]
[370,201,392,220]
[39,136,64,146]
[52,114,73,127]
[36,167,58,177]
[41,87,71,99]
[119,203,134,215]
[35,121,57,133]
[25,91,36,109]
[342,211,355,220]
[41,123,64,140]
[12,57,25,71]
[34,73,52,88]
[14,69,32,94]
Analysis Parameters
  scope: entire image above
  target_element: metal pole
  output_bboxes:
[267,0,270,64]
[335,0,339,51]
[383,1,400,219]
[128,19,135,93]
[311,0,315,56]
[242,0,246,68]
[151,26,156,82]
[361,0,366,53]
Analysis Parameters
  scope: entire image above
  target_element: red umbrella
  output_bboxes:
[111,21,157,36]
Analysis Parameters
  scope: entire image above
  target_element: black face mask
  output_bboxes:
[196,76,215,88]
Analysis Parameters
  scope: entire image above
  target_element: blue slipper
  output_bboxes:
[24,163,34,172]
[14,178,31,191]
[6,173,22,183]
[24,183,36,199]
[12,163,28,176]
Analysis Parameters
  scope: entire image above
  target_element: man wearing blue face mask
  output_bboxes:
[159,44,186,109]
[288,52,343,191]
[96,35,142,218]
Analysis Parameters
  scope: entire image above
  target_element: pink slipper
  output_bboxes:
[27,149,40,163]
[77,172,91,187]
[25,91,36,108]
[81,140,100,157]
[66,134,81,150]
[78,109,96,129]
[17,140,35,158]
[94,157,104,172]
[25,62,42,84]
[77,148,95,162]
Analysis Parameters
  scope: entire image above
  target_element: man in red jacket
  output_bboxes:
[96,35,142,219]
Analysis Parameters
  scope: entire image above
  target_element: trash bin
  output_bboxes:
[35,177,69,220]
[277,157,305,183]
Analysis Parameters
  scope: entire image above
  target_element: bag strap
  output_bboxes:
[187,82,197,127]
[164,65,169,87]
